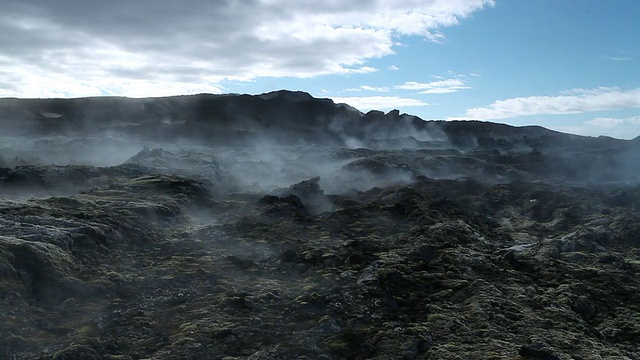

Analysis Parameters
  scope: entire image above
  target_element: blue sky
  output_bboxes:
[1,0,639,138]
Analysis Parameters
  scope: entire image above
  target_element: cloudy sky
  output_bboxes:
[1,0,639,139]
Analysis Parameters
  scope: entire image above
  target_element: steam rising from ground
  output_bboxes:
[214,141,414,194]
[0,135,146,167]
[3,98,638,205]
[0,108,442,203]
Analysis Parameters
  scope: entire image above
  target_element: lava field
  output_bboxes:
[1,91,639,359]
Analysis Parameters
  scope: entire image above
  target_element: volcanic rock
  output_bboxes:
[1,91,639,359]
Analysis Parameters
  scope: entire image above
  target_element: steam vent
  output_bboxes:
[1,91,640,359]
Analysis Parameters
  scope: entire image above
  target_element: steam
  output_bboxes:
[5,94,560,205]
[0,135,146,167]
[0,101,451,205]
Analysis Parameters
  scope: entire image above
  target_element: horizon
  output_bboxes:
[1,1,638,139]
[4,89,638,142]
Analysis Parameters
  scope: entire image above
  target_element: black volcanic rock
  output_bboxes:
[519,343,561,360]
[270,177,334,215]
[1,91,640,359]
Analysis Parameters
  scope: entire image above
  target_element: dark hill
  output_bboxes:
[0,90,637,184]
[0,91,622,148]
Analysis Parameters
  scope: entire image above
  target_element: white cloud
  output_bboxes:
[559,87,620,96]
[466,87,640,120]
[604,55,632,61]
[585,118,625,127]
[361,85,390,92]
[330,96,429,111]
[388,65,400,71]
[445,116,478,121]
[0,0,494,97]
[585,116,640,127]
[550,124,640,140]
[395,79,472,94]
[0,59,224,98]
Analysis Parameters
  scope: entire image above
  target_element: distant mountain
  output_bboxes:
[0,90,629,147]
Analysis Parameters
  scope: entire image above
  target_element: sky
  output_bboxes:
[1,0,639,139]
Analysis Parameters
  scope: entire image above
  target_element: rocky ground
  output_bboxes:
[1,92,640,359]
